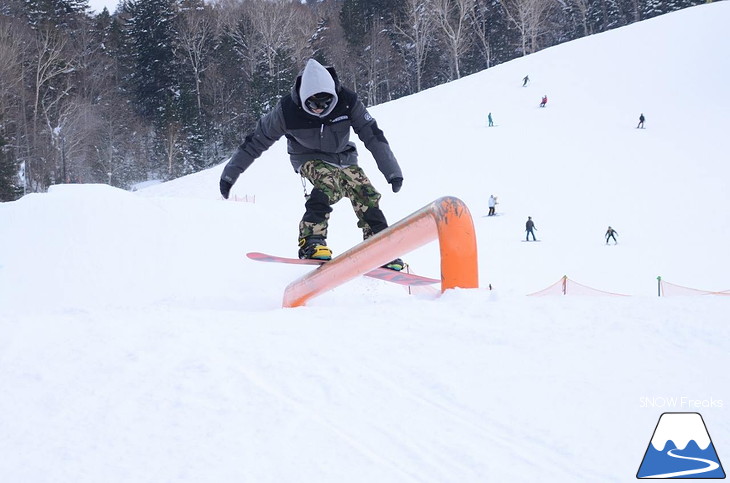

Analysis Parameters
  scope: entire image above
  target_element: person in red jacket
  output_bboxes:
[540,95,548,107]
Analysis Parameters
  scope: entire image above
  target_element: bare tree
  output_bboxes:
[433,0,475,80]
[33,31,71,134]
[49,98,91,183]
[284,1,319,68]
[0,20,24,110]
[307,0,356,89]
[177,5,214,117]
[30,29,77,187]
[394,0,437,93]
[93,108,126,187]
[359,17,394,105]
[500,0,557,55]
[162,122,182,177]
[255,0,296,76]
[219,0,256,84]
[222,0,295,88]
[225,0,303,79]
[469,0,497,69]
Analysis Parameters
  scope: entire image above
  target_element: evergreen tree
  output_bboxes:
[208,23,253,150]
[123,0,188,178]
[23,0,90,31]
[339,0,400,105]
[86,7,143,187]
[123,0,178,122]
[0,131,22,201]
[586,0,624,33]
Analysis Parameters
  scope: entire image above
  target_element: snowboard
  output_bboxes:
[246,252,440,286]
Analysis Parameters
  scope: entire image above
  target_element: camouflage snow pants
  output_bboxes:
[298,160,388,241]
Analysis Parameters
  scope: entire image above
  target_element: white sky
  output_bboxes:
[87,0,118,14]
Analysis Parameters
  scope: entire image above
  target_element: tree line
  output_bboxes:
[0,0,706,201]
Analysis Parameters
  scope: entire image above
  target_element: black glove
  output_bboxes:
[389,177,403,193]
[220,179,232,199]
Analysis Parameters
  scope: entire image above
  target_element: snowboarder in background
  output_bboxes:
[637,113,645,128]
[219,58,405,270]
[488,112,494,127]
[540,95,548,107]
[523,75,530,87]
[605,226,619,244]
[488,195,498,216]
[525,216,537,241]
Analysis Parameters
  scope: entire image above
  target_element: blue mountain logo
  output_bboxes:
[637,412,725,479]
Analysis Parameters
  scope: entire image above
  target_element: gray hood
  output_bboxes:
[299,59,338,118]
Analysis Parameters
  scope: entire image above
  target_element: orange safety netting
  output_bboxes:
[232,194,256,203]
[658,278,730,297]
[527,275,630,297]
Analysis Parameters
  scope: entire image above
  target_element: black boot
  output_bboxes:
[382,258,405,271]
[298,237,332,260]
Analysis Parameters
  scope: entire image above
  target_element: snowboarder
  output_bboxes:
[540,95,548,107]
[488,195,498,216]
[488,112,494,127]
[605,226,619,245]
[523,75,530,87]
[637,113,645,129]
[219,58,405,270]
[525,216,537,241]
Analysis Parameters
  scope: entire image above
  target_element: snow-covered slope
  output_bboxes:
[1,4,728,482]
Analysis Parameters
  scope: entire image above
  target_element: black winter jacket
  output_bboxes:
[221,65,402,186]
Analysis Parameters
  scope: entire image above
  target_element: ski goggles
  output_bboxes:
[305,93,334,111]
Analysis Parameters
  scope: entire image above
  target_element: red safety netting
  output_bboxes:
[527,276,630,297]
[658,279,730,297]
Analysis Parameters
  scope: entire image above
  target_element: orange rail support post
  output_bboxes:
[282,196,478,307]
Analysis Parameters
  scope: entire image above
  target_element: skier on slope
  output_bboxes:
[605,226,619,245]
[525,216,537,241]
[488,195,498,216]
[219,59,405,270]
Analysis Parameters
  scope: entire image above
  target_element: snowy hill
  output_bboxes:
[1,4,729,482]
